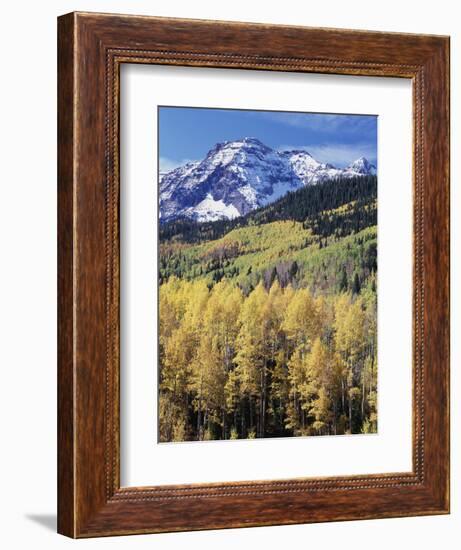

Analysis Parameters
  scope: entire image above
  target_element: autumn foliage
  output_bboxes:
[159,278,377,441]
[158,176,378,442]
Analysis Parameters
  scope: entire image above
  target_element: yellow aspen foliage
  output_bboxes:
[159,276,377,441]
[282,288,320,349]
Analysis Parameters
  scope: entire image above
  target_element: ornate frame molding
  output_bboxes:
[58,12,449,537]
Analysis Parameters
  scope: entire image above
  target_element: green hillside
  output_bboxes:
[160,175,376,242]
[158,175,378,442]
[159,175,377,296]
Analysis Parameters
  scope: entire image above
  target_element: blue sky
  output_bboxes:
[158,106,377,172]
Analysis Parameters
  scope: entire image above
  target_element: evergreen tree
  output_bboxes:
[352,273,361,294]
[339,267,348,292]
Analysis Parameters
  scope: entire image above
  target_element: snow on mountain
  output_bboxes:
[183,194,240,222]
[159,138,376,223]
[281,150,346,184]
[345,156,377,176]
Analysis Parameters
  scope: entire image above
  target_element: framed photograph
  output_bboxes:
[58,12,450,537]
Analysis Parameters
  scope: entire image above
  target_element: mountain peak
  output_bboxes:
[213,137,267,150]
[205,137,272,165]
[160,138,376,223]
[241,136,265,145]
[347,157,376,175]
[281,148,313,157]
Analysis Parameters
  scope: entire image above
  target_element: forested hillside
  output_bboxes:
[158,175,377,442]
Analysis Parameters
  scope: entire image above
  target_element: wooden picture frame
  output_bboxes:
[57,12,450,538]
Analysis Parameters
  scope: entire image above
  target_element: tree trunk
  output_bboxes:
[261,365,267,437]
[197,406,202,440]
[341,379,345,415]
[348,392,353,433]
[333,400,337,435]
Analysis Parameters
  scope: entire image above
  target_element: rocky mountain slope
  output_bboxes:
[159,137,376,223]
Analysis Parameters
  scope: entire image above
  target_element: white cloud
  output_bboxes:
[159,157,196,173]
[278,143,377,168]
[159,157,181,173]
[258,111,376,134]
[265,113,345,130]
